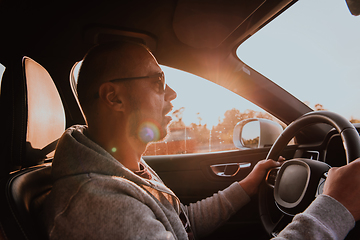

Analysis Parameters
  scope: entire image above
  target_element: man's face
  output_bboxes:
[123,51,177,144]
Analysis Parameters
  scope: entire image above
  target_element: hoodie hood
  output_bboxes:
[52,125,173,195]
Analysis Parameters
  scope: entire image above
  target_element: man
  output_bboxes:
[42,41,360,240]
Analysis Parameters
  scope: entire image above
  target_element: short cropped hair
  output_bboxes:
[76,41,150,122]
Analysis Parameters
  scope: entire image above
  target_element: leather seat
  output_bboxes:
[0,57,66,240]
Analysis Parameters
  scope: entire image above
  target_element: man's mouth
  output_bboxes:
[163,104,173,117]
[163,105,173,124]
[164,115,172,122]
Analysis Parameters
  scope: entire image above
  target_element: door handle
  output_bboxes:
[210,162,251,177]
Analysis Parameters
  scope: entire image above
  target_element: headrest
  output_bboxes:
[0,57,65,175]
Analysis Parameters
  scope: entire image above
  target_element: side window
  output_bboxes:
[71,62,280,155]
[0,63,5,92]
[144,66,279,155]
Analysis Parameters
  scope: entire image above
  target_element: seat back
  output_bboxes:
[0,57,65,174]
[0,166,52,240]
[0,57,66,240]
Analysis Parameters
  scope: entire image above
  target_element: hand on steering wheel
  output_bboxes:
[239,157,285,197]
[324,158,360,221]
[259,111,360,237]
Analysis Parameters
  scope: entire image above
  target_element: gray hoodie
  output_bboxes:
[42,125,355,240]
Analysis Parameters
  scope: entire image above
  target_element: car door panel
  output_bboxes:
[145,146,297,239]
[145,149,267,203]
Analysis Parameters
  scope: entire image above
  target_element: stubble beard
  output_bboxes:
[128,108,169,146]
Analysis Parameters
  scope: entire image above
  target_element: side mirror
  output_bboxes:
[233,118,283,149]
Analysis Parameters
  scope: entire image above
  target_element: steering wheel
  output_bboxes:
[259,111,360,237]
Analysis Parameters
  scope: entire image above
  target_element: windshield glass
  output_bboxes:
[237,0,360,122]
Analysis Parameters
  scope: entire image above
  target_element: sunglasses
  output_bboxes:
[110,72,165,90]
[94,72,166,98]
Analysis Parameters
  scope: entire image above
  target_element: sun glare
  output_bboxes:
[162,65,264,128]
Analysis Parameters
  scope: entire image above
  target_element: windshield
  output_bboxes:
[237,0,360,122]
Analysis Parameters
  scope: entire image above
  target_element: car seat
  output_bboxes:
[0,57,65,240]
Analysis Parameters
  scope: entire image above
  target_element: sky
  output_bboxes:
[237,0,360,121]
[1,0,359,128]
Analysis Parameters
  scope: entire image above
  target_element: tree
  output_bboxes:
[314,103,326,111]
[189,123,210,145]
[350,117,360,123]
[169,107,186,128]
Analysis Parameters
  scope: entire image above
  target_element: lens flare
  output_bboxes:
[138,121,161,143]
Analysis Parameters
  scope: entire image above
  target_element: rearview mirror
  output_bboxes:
[233,118,283,149]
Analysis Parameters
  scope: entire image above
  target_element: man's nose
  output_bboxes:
[165,84,177,101]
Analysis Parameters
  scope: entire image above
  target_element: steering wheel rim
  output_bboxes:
[259,111,360,237]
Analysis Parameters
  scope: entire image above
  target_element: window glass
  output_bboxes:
[144,66,279,155]
[71,62,280,156]
[70,61,81,98]
[0,63,5,92]
[237,0,360,122]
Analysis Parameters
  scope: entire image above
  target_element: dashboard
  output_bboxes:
[294,123,360,167]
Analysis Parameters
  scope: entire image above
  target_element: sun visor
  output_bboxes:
[173,0,266,49]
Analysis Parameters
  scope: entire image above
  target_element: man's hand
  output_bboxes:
[239,157,285,197]
[323,158,360,221]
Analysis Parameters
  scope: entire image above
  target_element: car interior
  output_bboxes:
[0,0,359,239]
[0,56,65,239]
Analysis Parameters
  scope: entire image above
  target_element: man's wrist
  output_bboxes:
[238,180,256,197]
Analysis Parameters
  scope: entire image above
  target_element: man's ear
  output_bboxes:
[98,82,124,111]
